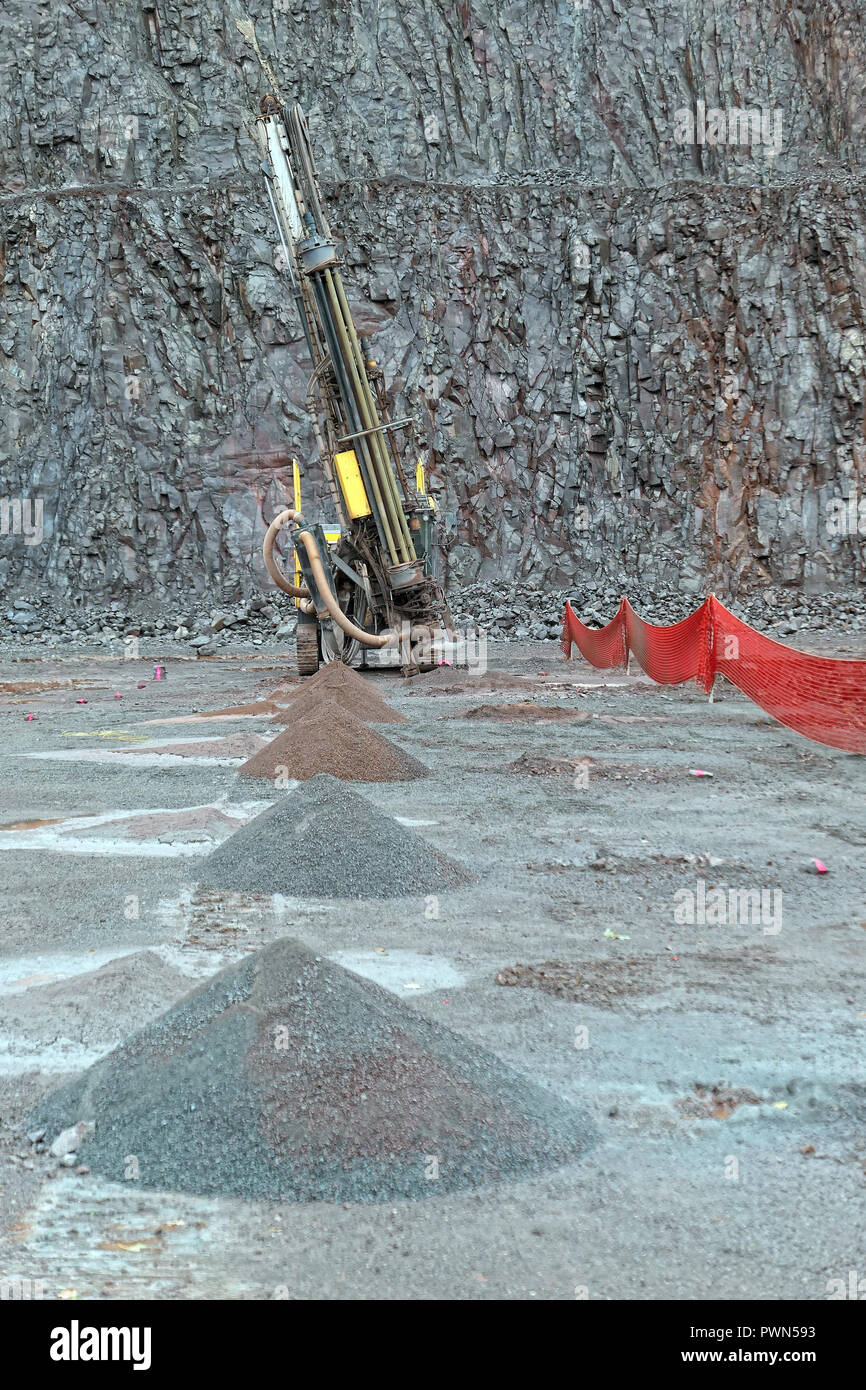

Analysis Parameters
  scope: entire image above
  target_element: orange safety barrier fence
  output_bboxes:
[560,595,866,754]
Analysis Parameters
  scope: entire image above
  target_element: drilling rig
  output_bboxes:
[254,97,452,675]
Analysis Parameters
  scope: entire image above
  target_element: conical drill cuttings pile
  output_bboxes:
[34,939,594,1202]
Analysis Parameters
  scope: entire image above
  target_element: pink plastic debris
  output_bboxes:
[114,692,123,699]
[76,699,87,705]
[689,769,713,777]
[25,713,35,721]
[813,859,828,874]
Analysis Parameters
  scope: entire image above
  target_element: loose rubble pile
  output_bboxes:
[460,701,584,723]
[405,667,533,694]
[198,773,467,897]
[4,583,865,654]
[0,595,294,652]
[0,952,191,1048]
[448,582,866,643]
[33,940,592,1202]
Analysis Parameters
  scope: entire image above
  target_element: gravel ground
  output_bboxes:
[0,637,864,1300]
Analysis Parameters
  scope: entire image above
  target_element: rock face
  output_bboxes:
[1,1,864,608]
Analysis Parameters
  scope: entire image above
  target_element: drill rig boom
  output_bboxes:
[255,97,449,674]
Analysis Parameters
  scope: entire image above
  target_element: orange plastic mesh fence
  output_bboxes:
[560,596,866,754]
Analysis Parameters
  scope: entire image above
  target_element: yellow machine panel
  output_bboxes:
[293,458,303,607]
[334,449,372,519]
[416,459,436,511]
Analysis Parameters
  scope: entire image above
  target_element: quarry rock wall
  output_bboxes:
[1,0,864,605]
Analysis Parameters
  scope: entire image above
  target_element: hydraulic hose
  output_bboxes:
[295,529,391,649]
[262,509,311,598]
[262,508,390,649]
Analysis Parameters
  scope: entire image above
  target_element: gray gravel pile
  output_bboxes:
[0,952,190,1048]
[197,773,471,899]
[33,939,594,1202]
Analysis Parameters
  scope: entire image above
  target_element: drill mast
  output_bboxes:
[255,97,449,673]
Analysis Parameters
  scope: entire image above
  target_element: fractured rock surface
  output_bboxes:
[1,1,864,609]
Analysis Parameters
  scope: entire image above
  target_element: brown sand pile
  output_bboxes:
[274,668,405,725]
[459,701,588,722]
[238,698,428,781]
[268,684,303,706]
[280,662,405,723]
[302,662,373,691]
[115,804,247,843]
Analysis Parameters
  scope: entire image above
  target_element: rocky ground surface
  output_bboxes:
[4,581,866,653]
[0,636,863,1299]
